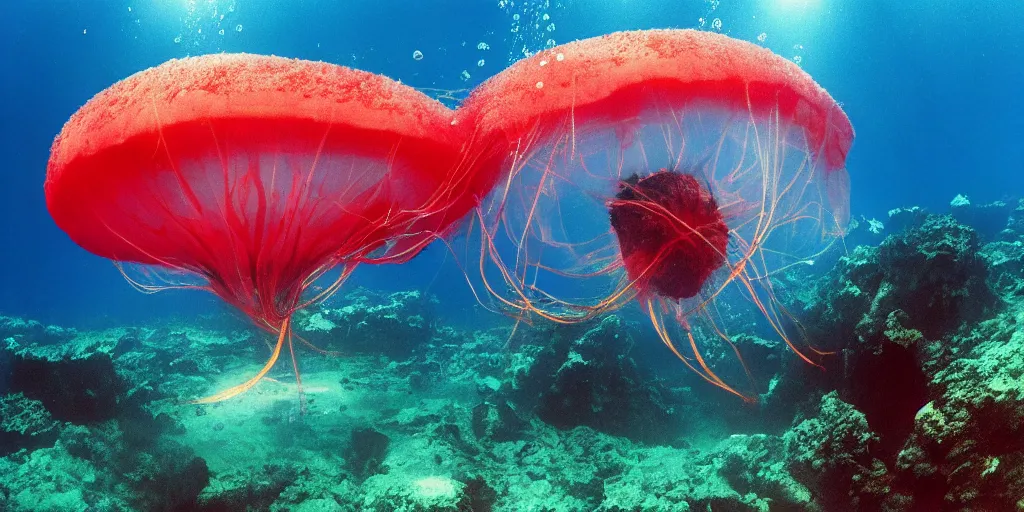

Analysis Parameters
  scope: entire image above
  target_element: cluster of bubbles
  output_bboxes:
[695,3,801,65]
[412,38,489,85]
[499,0,562,62]
[698,0,721,30]
[405,1,803,93]
[172,0,241,52]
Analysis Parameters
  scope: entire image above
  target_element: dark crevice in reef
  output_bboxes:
[843,340,929,461]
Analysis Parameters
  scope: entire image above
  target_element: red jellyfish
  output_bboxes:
[45,54,465,404]
[454,29,854,400]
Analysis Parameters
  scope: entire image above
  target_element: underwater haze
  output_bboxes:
[1,1,1024,511]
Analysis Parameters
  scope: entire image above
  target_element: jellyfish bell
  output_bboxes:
[454,29,854,399]
[45,53,465,404]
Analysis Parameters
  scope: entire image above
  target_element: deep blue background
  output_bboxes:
[1,0,1021,328]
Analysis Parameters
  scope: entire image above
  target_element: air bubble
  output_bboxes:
[539,59,548,67]
[793,55,803,64]
[535,81,544,89]
[235,24,243,32]
[477,42,490,50]
[219,29,225,36]
[477,59,485,67]
[711,18,722,31]
[460,70,471,81]
[757,32,767,43]
[412,50,424,61]
[555,52,564,61]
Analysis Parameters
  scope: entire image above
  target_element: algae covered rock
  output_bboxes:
[892,320,1024,510]
[807,214,991,343]
[0,336,128,423]
[0,325,211,512]
[297,289,438,359]
[784,392,890,510]
[198,463,302,511]
[503,315,685,444]
[0,393,63,457]
[0,422,208,512]
[0,316,76,347]
[0,441,133,512]
[346,427,391,480]
[797,215,992,459]
[714,434,812,510]
[981,238,1024,299]
[949,195,1012,241]
[875,214,991,337]
[471,399,527,442]
[886,205,928,233]
[356,474,467,512]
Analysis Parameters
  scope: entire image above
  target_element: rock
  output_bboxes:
[796,215,992,457]
[0,337,128,423]
[0,393,63,457]
[199,463,301,510]
[1007,199,1024,234]
[297,289,438,359]
[346,428,391,480]
[0,441,133,512]
[506,316,685,444]
[949,195,1012,241]
[459,476,498,511]
[358,474,467,512]
[471,400,527,442]
[0,420,208,512]
[784,392,891,510]
[981,239,1024,299]
[874,214,991,337]
[886,206,928,233]
[843,215,888,250]
[0,316,76,347]
[893,323,1024,510]
[597,439,767,511]
[715,434,812,509]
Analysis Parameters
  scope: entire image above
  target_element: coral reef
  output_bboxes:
[2,195,1024,510]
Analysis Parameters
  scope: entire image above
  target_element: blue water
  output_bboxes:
[1,0,1021,328]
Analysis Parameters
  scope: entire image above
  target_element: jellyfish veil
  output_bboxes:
[45,54,467,404]
[454,29,854,400]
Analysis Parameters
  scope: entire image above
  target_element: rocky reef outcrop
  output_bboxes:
[0,331,208,511]
[295,288,438,359]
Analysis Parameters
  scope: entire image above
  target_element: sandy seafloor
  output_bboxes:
[2,196,1024,511]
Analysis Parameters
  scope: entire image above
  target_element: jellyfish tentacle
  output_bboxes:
[189,316,290,404]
